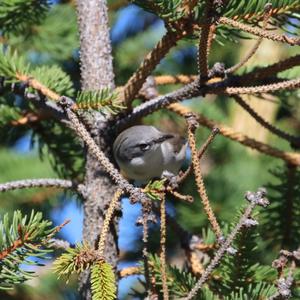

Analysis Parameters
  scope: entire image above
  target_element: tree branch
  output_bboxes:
[0,178,77,193]
[219,16,300,46]
[123,29,186,106]
[168,103,300,166]
[232,95,300,148]
[184,188,269,299]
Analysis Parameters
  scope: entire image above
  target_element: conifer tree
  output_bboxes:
[0,1,299,299]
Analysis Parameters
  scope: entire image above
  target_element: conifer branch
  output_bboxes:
[232,95,300,148]
[0,0,49,34]
[231,3,300,23]
[160,193,169,300]
[123,29,188,106]
[180,0,198,16]
[0,178,77,193]
[154,74,197,85]
[49,238,71,250]
[150,55,300,89]
[118,76,299,129]
[236,54,300,86]
[0,211,68,289]
[219,16,300,46]
[167,189,194,203]
[267,264,295,300]
[184,188,269,299]
[168,103,300,166]
[141,202,151,295]
[53,243,102,281]
[198,0,214,83]
[16,73,60,101]
[225,3,272,74]
[185,113,223,241]
[218,78,300,95]
[119,266,142,278]
[116,80,201,129]
[98,189,123,257]
[177,127,219,184]
[24,92,68,124]
[91,260,117,300]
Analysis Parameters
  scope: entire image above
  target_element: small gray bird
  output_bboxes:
[113,125,187,183]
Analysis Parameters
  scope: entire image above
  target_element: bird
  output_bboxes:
[113,125,187,183]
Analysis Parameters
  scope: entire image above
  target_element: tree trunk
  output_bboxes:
[75,1,117,299]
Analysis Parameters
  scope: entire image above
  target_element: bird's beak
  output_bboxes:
[154,134,175,144]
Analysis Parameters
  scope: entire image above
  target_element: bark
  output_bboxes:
[75,1,117,299]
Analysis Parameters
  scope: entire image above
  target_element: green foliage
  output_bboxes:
[33,120,84,179]
[131,0,184,22]
[213,211,276,298]
[0,48,83,179]
[223,282,277,300]
[223,0,300,27]
[148,254,217,299]
[133,0,300,45]
[0,148,56,209]
[0,46,74,97]
[9,4,79,62]
[0,210,56,290]
[0,0,49,35]
[53,243,91,281]
[261,166,300,250]
[0,104,21,127]
[0,101,26,146]
[0,46,30,79]
[91,261,116,300]
[54,244,117,299]
[143,179,166,201]
[0,46,82,179]
[76,89,125,114]
[30,65,75,97]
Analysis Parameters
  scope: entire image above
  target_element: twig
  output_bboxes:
[123,29,186,106]
[154,74,197,85]
[186,114,223,241]
[98,189,123,256]
[116,80,201,130]
[0,178,76,193]
[226,3,272,74]
[217,78,300,95]
[180,0,198,15]
[141,203,151,294]
[198,0,214,83]
[233,95,300,147]
[118,73,299,129]
[160,193,169,300]
[231,3,300,23]
[16,73,60,101]
[167,189,194,203]
[178,127,219,184]
[11,111,45,126]
[119,266,142,278]
[267,265,295,300]
[48,238,71,250]
[0,219,70,260]
[168,103,300,166]
[184,189,269,300]
[236,54,300,86]
[219,16,300,46]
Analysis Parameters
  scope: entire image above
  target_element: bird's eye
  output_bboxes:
[139,143,150,151]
